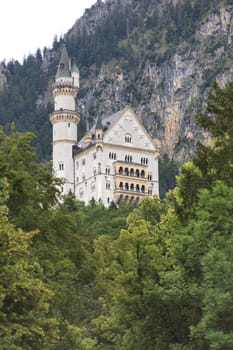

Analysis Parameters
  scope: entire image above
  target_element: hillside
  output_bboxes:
[0,0,233,162]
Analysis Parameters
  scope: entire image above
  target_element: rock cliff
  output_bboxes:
[67,1,233,161]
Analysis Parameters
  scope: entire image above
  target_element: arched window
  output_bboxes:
[141,185,145,193]
[130,183,134,191]
[119,182,123,189]
[130,168,134,176]
[106,182,111,190]
[125,167,129,176]
[119,167,123,175]
[125,183,129,191]
[141,170,145,178]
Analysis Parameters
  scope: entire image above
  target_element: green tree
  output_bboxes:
[0,179,58,350]
[0,126,60,229]
[194,81,233,186]
[168,182,233,349]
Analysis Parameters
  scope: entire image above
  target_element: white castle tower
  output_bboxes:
[50,46,80,195]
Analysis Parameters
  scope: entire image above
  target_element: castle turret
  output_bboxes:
[50,46,80,195]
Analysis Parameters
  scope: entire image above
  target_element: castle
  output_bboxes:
[50,46,160,206]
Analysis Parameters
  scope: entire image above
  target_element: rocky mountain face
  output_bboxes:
[64,0,233,161]
[0,0,233,162]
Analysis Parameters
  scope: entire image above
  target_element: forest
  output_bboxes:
[1,81,233,349]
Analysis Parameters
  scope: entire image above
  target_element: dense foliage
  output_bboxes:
[0,81,233,349]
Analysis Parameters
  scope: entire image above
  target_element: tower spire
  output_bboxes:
[56,45,70,79]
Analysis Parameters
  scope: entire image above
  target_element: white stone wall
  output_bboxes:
[105,111,155,151]
[53,142,75,194]
[53,121,77,142]
[55,95,76,111]
[74,143,159,206]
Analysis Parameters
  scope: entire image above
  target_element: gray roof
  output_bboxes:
[72,61,79,73]
[77,108,124,150]
[96,114,102,130]
[56,46,71,79]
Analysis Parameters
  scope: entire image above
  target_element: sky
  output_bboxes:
[0,0,97,63]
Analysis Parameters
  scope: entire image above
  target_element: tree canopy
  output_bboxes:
[1,80,233,349]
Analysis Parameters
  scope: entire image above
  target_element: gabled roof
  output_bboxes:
[76,106,156,153]
[56,46,71,79]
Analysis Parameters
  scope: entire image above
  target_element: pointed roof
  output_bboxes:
[96,114,102,130]
[152,127,157,139]
[72,60,79,74]
[56,45,70,79]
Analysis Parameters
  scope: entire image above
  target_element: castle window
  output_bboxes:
[105,167,110,175]
[82,159,86,165]
[148,173,152,181]
[125,134,132,143]
[68,122,70,128]
[106,182,110,190]
[59,162,64,171]
[125,154,133,163]
[109,152,116,160]
[141,157,148,165]
[107,197,110,204]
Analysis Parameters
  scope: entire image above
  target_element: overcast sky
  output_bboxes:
[0,0,97,63]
